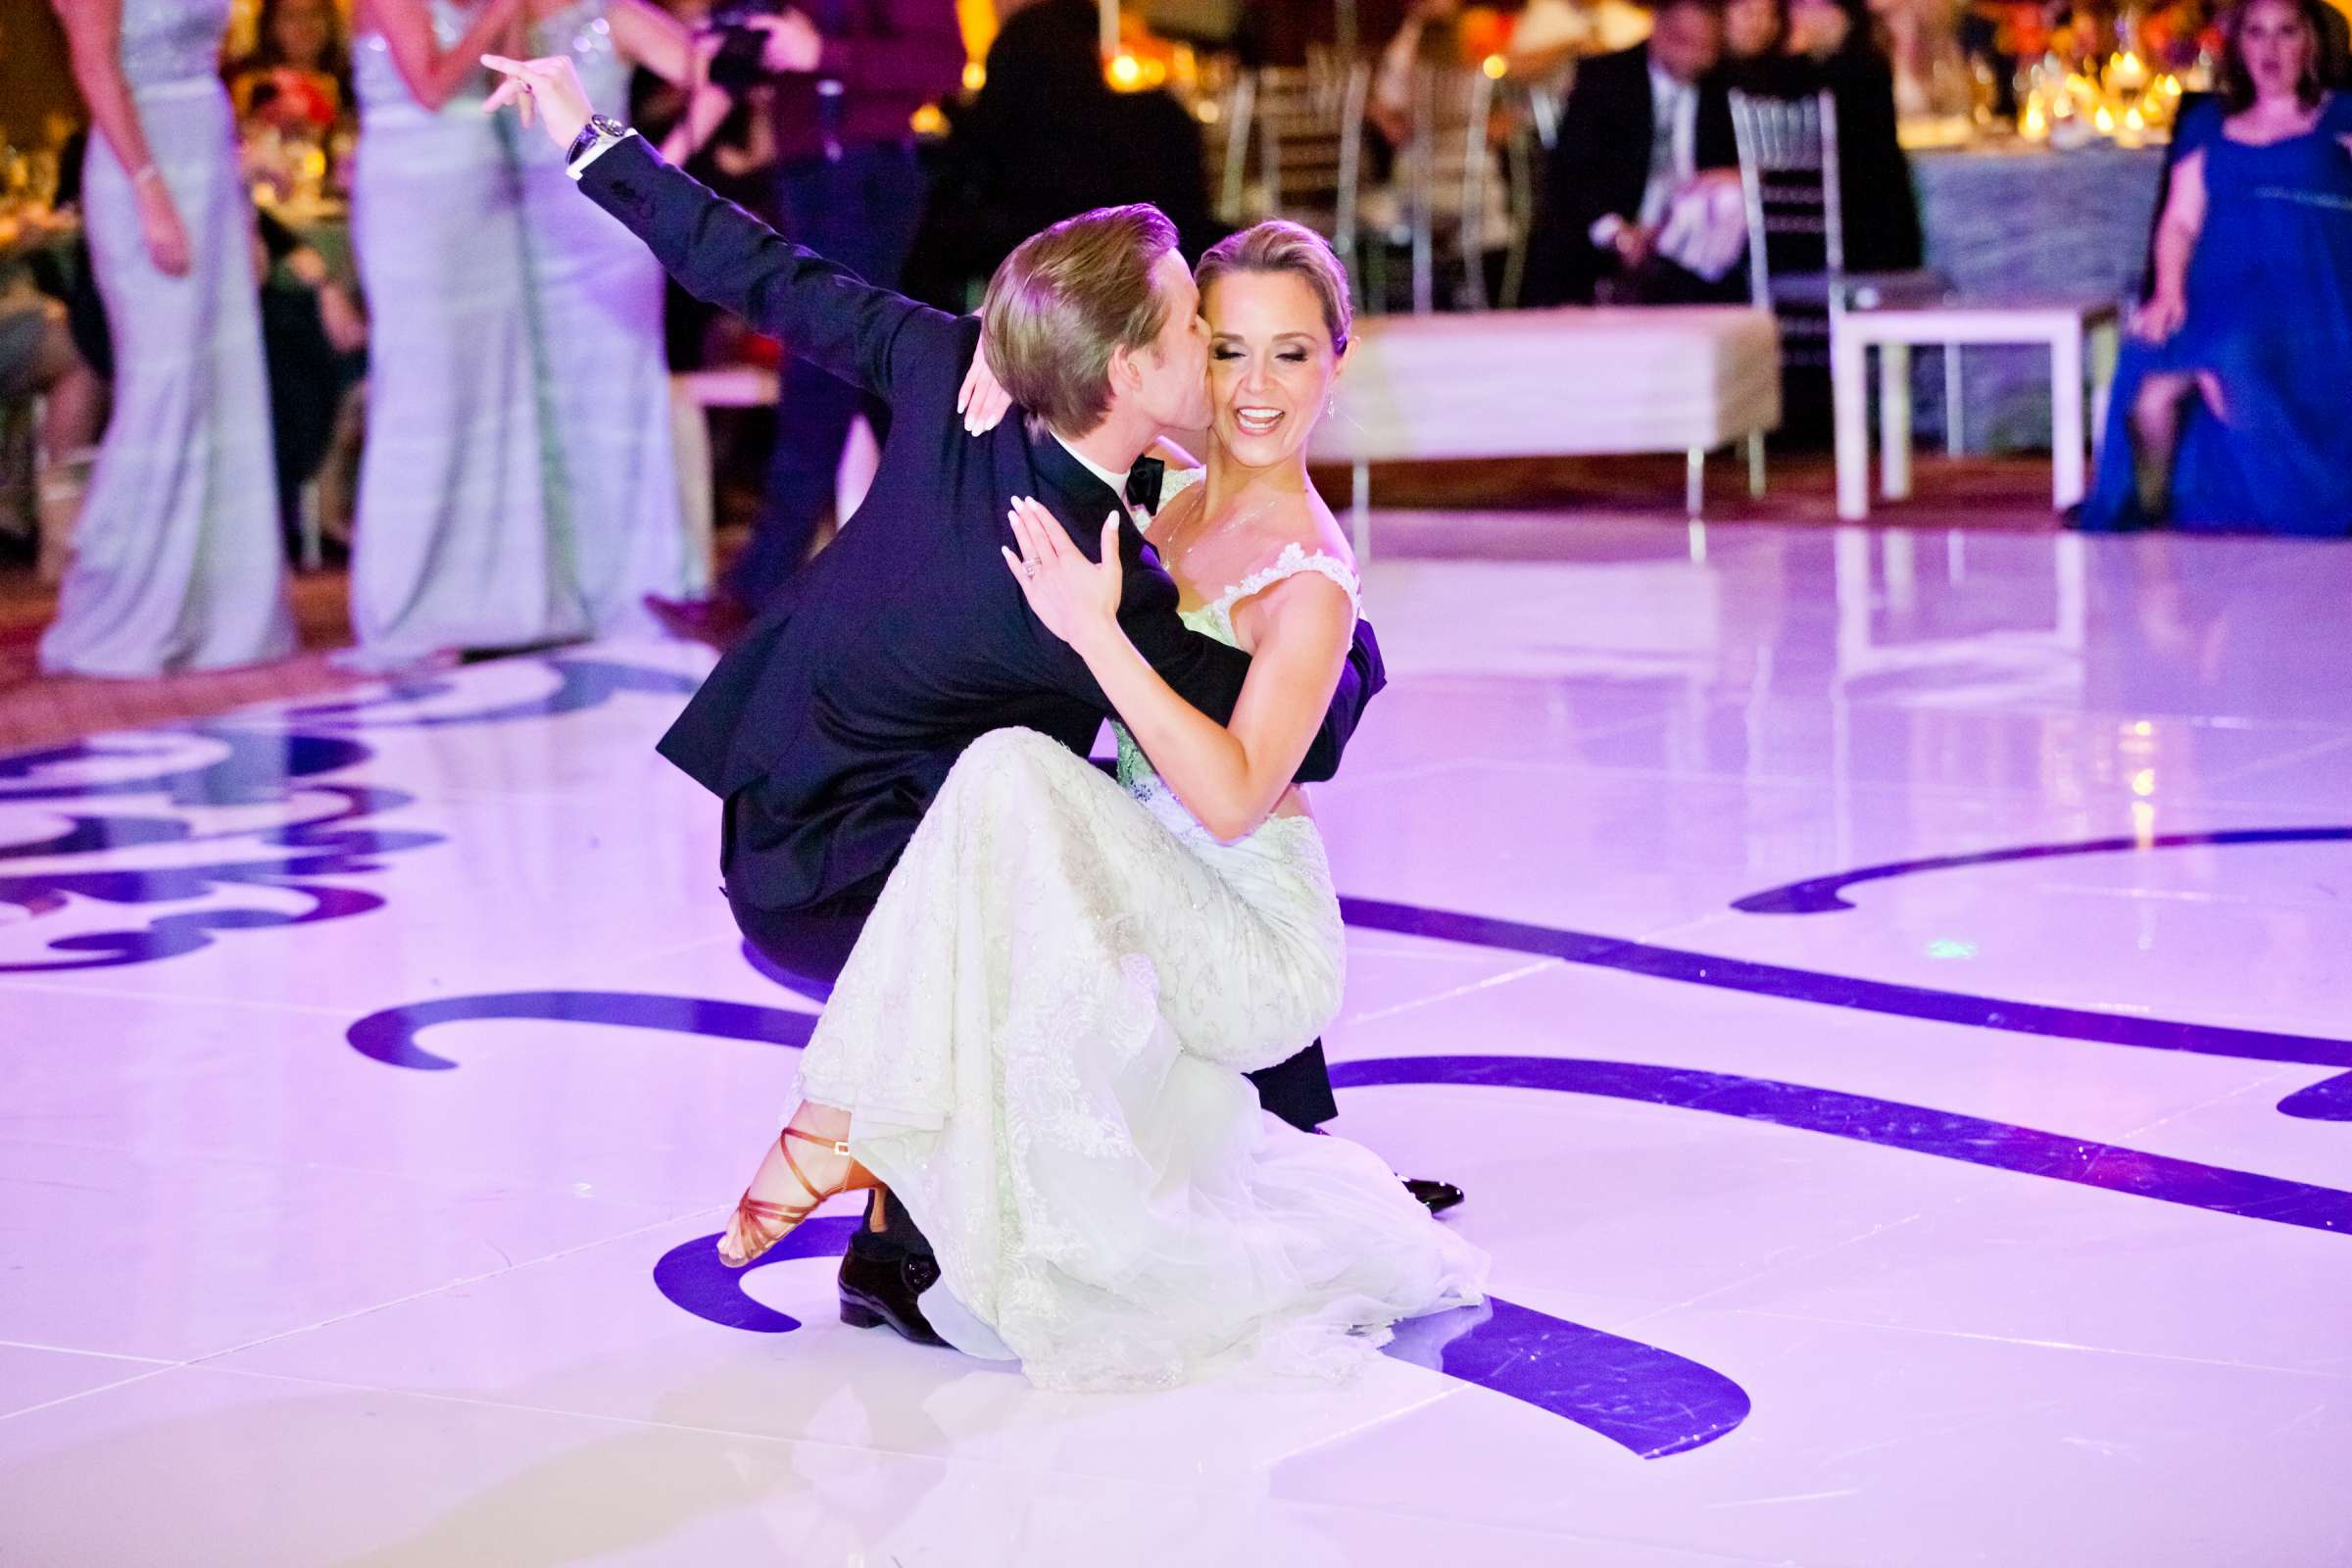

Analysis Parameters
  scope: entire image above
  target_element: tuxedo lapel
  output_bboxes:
[1026,428,1155,569]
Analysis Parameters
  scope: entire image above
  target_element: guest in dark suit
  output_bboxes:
[651,0,968,644]
[1526,0,1743,305]
[482,49,1407,1345]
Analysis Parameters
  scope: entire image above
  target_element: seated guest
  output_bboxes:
[1785,0,1923,271]
[1526,0,1744,305]
[0,208,104,583]
[228,0,353,137]
[2081,0,2352,535]
[1724,0,1802,90]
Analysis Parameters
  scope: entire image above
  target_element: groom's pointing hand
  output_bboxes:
[481,54,594,150]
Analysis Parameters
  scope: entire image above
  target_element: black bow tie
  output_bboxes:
[1124,458,1165,514]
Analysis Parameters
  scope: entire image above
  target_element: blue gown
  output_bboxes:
[2082,94,2352,536]
[347,0,685,662]
[41,0,297,676]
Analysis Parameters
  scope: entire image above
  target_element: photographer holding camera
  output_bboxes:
[652,0,965,645]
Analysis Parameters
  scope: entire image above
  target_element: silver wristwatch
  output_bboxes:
[564,114,630,171]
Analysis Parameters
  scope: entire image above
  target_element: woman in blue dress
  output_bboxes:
[348,0,709,665]
[41,0,296,676]
[2082,0,2352,536]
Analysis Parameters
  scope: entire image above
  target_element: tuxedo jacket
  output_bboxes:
[576,136,1386,914]
[1527,44,1739,305]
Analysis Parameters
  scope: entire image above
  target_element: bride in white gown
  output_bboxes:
[728,222,1486,1391]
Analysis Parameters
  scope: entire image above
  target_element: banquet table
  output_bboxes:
[1908,138,2167,453]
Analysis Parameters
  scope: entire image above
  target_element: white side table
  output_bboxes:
[1831,299,2121,520]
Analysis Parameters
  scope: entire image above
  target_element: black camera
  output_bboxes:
[704,0,788,93]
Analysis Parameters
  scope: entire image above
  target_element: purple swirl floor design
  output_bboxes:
[648,1220,1752,1460]
[279,658,700,731]
[345,990,817,1070]
[1330,1055,2352,1236]
[0,783,440,973]
[1730,825,2352,915]
[1338,897,2352,1120]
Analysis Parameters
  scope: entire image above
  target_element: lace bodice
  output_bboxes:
[121,0,230,89]
[1115,468,1362,840]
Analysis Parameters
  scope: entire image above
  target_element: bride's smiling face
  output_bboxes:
[1202,271,1348,467]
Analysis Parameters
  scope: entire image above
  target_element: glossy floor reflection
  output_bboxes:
[4,521,2349,1566]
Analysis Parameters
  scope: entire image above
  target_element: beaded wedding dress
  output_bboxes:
[793,480,1486,1390]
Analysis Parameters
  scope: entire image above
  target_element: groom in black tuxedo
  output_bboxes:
[501,76,1459,1346]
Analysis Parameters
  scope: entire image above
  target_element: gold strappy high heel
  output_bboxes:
[717,1124,878,1269]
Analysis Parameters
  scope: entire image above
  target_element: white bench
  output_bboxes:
[1305,305,1784,557]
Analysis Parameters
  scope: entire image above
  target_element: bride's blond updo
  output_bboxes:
[1193,220,1353,356]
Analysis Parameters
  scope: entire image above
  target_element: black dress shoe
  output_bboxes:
[1402,1176,1465,1214]
[837,1245,950,1347]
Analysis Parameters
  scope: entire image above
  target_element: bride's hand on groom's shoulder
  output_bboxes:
[958,341,1012,436]
[1003,497,1124,655]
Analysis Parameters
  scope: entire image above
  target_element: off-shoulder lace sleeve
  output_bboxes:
[1209,542,1362,633]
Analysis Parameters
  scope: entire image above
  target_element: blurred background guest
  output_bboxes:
[910,0,1219,305]
[1370,0,1469,148]
[40,0,295,676]
[350,0,717,661]
[2082,0,2352,534]
[1786,0,1923,271]
[1525,0,1743,305]
[1723,0,1800,87]
[228,0,355,138]
[649,0,964,645]
[510,0,722,641]
[251,205,366,558]
[347,0,562,666]
[0,204,102,586]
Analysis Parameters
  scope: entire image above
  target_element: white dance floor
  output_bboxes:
[3,520,2348,1565]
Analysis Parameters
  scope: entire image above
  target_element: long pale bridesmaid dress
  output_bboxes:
[41,0,297,677]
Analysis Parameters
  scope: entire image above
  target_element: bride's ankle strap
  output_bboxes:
[782,1125,852,1158]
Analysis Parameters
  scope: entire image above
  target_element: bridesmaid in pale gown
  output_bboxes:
[348,0,551,664]
[349,0,714,664]
[41,0,297,677]
[512,0,718,638]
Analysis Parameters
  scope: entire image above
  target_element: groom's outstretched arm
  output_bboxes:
[575,135,961,404]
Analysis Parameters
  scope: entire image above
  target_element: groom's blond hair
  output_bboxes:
[980,204,1179,436]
